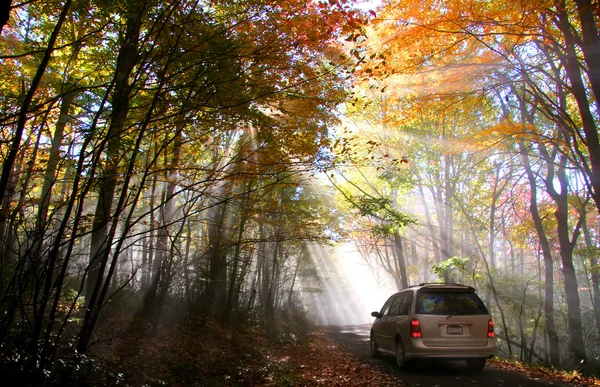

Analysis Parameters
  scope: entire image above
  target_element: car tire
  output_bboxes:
[395,340,411,371]
[466,358,486,371]
[370,332,381,359]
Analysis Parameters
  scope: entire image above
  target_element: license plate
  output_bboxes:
[447,325,463,335]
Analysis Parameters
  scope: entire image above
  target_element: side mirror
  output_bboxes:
[371,311,382,319]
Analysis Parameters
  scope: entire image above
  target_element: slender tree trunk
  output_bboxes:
[266,189,285,318]
[518,278,535,361]
[546,155,587,367]
[143,131,182,315]
[141,233,149,290]
[4,117,44,262]
[572,0,600,113]
[460,203,512,357]
[582,221,600,340]
[258,218,270,309]
[234,248,254,310]
[207,197,229,311]
[392,232,409,288]
[183,218,192,301]
[529,254,544,364]
[223,182,252,320]
[506,84,563,366]
[518,140,560,367]
[422,238,430,282]
[378,241,402,289]
[443,150,455,262]
[34,84,79,258]
[287,251,302,306]
[489,167,502,268]
[410,239,417,266]
[86,0,145,301]
[416,177,445,280]
[554,0,600,212]
[142,175,158,292]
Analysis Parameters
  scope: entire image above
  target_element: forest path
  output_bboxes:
[323,325,571,387]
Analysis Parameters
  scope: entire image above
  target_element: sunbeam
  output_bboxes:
[302,243,396,326]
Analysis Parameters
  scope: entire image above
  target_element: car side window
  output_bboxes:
[398,291,413,315]
[379,295,395,316]
[388,294,402,316]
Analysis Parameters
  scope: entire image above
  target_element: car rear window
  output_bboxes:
[416,291,488,315]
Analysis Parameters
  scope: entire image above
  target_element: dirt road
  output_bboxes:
[323,325,572,387]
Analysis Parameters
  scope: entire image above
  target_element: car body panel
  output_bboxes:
[404,336,496,359]
[373,315,395,351]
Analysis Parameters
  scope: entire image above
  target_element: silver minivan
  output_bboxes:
[370,283,495,371]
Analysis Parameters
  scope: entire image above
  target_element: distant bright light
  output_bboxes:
[303,242,396,325]
[335,242,395,315]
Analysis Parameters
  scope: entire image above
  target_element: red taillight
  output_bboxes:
[410,318,422,338]
[488,319,495,338]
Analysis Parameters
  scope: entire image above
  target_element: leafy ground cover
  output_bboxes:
[489,358,600,387]
[92,312,399,386]
[84,313,600,386]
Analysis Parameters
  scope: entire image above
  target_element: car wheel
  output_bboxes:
[370,332,381,358]
[395,340,410,370]
[466,358,486,371]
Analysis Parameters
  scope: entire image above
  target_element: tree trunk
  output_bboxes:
[288,251,302,306]
[266,189,286,318]
[381,241,402,289]
[410,239,417,266]
[572,0,600,113]
[86,0,145,301]
[554,0,600,213]
[392,231,409,288]
[257,217,270,309]
[206,197,229,312]
[443,150,455,262]
[34,85,79,258]
[5,118,43,262]
[416,175,445,280]
[489,167,503,268]
[546,154,587,367]
[183,218,192,302]
[142,175,158,293]
[223,182,252,320]
[582,221,600,340]
[518,139,561,367]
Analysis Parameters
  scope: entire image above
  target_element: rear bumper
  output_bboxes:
[405,338,495,360]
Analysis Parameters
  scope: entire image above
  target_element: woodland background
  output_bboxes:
[1,0,600,385]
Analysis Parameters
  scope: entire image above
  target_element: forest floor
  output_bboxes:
[83,312,600,387]
[93,312,395,386]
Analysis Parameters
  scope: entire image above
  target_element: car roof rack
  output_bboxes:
[417,282,475,290]
[401,282,474,290]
